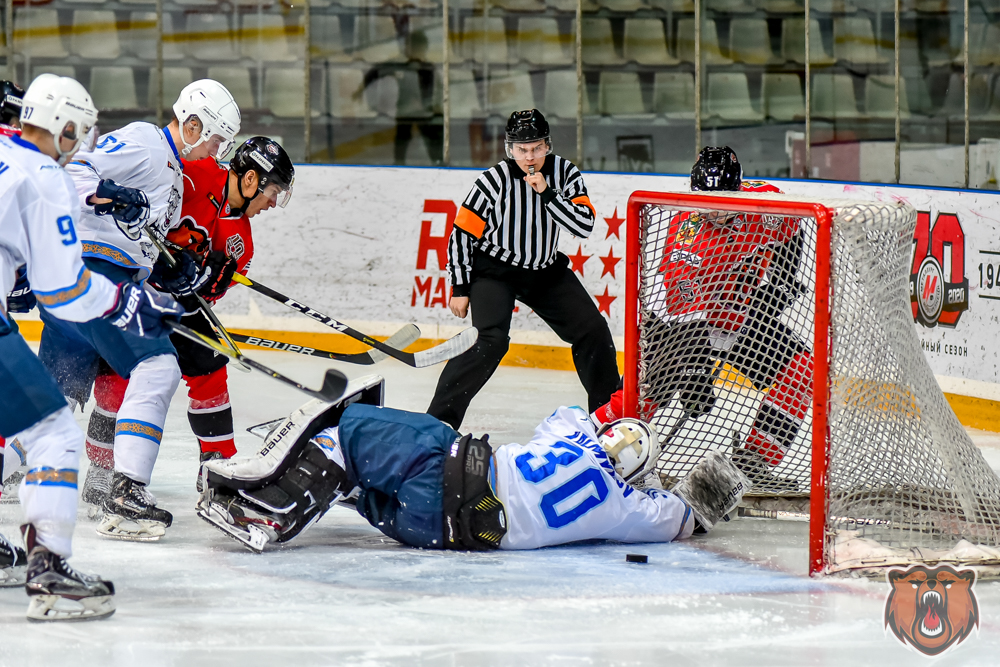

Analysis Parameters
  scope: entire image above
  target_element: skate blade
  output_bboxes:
[96,514,167,542]
[197,505,269,553]
[27,594,115,622]
[85,503,105,521]
[0,565,27,588]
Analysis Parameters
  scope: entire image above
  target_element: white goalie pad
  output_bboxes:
[672,450,752,531]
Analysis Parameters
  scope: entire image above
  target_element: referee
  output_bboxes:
[427,109,620,429]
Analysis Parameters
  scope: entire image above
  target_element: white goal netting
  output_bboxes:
[628,191,1000,575]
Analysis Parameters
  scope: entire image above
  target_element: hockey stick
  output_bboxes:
[144,230,251,372]
[229,323,421,365]
[168,322,348,401]
[230,273,478,368]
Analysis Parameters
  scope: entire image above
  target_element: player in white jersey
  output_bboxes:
[35,79,240,542]
[0,74,184,621]
[194,377,749,554]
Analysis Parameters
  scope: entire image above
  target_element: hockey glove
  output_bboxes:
[198,250,239,300]
[5,266,36,314]
[105,283,185,339]
[94,179,150,242]
[149,249,210,297]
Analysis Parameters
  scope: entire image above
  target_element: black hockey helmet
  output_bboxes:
[691,146,742,192]
[229,136,295,211]
[505,109,552,159]
[0,80,24,127]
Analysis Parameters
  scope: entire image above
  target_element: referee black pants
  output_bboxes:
[428,251,620,430]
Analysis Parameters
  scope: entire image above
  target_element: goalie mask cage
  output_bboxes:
[624,190,1000,577]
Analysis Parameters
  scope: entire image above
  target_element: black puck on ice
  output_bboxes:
[625,554,648,564]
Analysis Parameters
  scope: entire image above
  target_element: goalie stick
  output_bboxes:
[229,323,421,365]
[168,322,348,402]
[230,273,478,368]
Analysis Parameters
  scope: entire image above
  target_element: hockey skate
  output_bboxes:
[0,532,27,587]
[730,434,802,494]
[22,525,115,622]
[97,472,172,541]
[196,492,281,554]
[196,451,224,493]
[0,466,25,504]
[81,462,113,519]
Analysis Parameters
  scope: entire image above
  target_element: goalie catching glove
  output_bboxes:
[197,376,384,552]
[93,179,150,241]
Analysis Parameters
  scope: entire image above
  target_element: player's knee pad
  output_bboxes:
[19,407,83,471]
[442,434,507,551]
[128,354,182,403]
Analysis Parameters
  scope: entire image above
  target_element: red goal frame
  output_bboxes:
[623,191,835,576]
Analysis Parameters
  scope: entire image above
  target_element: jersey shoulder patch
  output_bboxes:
[740,180,782,194]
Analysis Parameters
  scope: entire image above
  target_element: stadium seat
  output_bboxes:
[707,73,763,121]
[353,15,404,63]
[185,14,239,61]
[495,0,546,10]
[90,67,138,110]
[863,75,911,119]
[762,73,804,121]
[264,68,321,118]
[543,70,591,119]
[582,18,624,65]
[937,72,990,118]
[782,19,835,65]
[810,0,856,11]
[548,0,600,11]
[310,15,349,63]
[461,17,509,64]
[240,14,297,62]
[598,72,649,116]
[648,0,694,9]
[396,70,434,119]
[677,19,732,64]
[14,8,69,58]
[486,71,535,117]
[979,76,1000,120]
[811,73,860,119]
[729,18,781,65]
[706,0,755,11]
[328,68,378,118]
[148,67,193,109]
[833,17,886,65]
[518,18,571,65]
[31,66,75,81]
[70,10,120,59]
[652,72,695,119]
[623,19,679,66]
[446,69,483,118]
[600,0,647,10]
[757,0,804,11]
[128,12,183,60]
[971,22,1000,67]
[207,67,255,109]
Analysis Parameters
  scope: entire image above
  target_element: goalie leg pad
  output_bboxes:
[671,450,751,532]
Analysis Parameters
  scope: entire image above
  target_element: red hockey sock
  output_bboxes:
[86,368,128,469]
[745,352,813,466]
[591,389,624,426]
[185,368,236,459]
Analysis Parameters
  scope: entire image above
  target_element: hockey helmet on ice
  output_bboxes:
[597,418,661,483]
[504,109,551,160]
[229,136,295,210]
[21,74,98,165]
[0,81,25,127]
[691,146,742,192]
[172,79,241,159]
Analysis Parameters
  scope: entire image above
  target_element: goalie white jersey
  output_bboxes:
[494,407,695,550]
[67,122,184,278]
[0,135,117,323]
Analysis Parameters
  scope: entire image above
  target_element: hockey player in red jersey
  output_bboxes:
[594,146,812,486]
[81,137,294,506]
[0,80,24,138]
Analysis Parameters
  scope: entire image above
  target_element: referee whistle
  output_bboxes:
[529,166,535,175]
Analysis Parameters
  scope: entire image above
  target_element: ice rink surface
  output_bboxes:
[3,350,1000,666]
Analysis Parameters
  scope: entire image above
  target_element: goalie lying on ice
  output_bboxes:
[196,376,750,552]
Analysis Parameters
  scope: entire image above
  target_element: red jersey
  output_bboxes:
[656,181,798,332]
[167,157,254,302]
[0,124,20,137]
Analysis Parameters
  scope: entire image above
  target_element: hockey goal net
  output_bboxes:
[624,190,1000,576]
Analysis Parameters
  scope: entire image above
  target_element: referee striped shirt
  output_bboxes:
[448,154,597,297]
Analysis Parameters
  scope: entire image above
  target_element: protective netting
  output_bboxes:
[630,192,1000,575]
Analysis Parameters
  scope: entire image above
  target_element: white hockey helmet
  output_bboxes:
[172,79,241,158]
[20,74,98,164]
[598,418,661,483]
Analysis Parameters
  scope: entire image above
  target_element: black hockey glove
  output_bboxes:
[105,283,185,339]
[197,250,239,300]
[94,179,150,242]
[149,249,210,297]
[5,265,36,314]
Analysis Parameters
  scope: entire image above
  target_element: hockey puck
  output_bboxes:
[625,554,648,564]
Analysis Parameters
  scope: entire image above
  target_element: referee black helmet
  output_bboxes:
[691,146,742,192]
[505,109,552,159]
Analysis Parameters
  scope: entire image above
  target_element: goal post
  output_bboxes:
[624,190,1000,577]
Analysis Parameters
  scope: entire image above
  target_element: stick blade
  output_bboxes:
[318,369,349,401]
[412,327,479,368]
[367,324,421,364]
